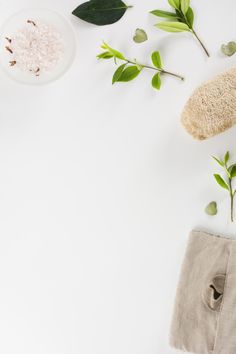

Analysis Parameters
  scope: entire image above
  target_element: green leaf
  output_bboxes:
[97,51,114,59]
[101,42,125,60]
[150,9,179,19]
[205,201,217,216]
[151,51,162,69]
[155,21,190,33]
[112,63,127,84]
[212,156,224,167]
[230,165,236,178]
[181,0,190,15]
[214,174,229,190]
[224,151,230,164]
[168,0,180,10]
[133,28,148,43]
[152,73,162,90]
[186,7,194,28]
[117,65,141,82]
[72,0,131,26]
[221,41,236,57]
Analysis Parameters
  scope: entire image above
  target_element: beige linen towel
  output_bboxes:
[170,230,236,354]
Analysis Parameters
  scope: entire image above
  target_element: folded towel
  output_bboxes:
[170,230,236,354]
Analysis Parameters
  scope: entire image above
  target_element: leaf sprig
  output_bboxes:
[213,151,236,222]
[97,42,184,90]
[150,0,210,57]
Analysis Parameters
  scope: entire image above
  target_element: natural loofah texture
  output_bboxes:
[181,67,236,140]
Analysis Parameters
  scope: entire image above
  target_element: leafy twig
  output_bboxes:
[97,42,184,90]
[150,0,210,57]
[213,151,236,222]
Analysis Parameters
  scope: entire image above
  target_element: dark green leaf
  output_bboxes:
[117,66,141,82]
[214,174,229,190]
[72,0,131,26]
[181,0,190,15]
[186,7,194,28]
[151,51,162,69]
[101,42,125,60]
[212,156,224,167]
[133,28,148,43]
[221,42,236,57]
[168,0,180,10]
[205,201,217,216]
[152,73,161,90]
[112,63,127,84]
[230,165,236,178]
[97,51,114,59]
[155,21,190,32]
[150,9,179,19]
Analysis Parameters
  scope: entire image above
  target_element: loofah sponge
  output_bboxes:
[181,67,236,140]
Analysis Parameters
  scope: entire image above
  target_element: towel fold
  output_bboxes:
[170,230,236,354]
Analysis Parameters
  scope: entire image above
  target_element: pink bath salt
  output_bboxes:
[6,19,64,76]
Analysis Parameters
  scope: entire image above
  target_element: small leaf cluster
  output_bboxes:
[150,0,209,57]
[213,151,236,222]
[221,41,236,57]
[151,0,194,34]
[97,42,165,90]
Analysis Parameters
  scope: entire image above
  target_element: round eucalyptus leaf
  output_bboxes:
[205,201,218,216]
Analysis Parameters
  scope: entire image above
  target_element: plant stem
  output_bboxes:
[125,59,184,81]
[192,29,210,58]
[229,178,234,222]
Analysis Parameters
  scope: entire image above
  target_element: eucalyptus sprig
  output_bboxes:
[213,151,236,222]
[97,42,184,90]
[150,0,210,57]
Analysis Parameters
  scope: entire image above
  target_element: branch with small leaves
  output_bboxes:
[213,151,236,222]
[150,0,210,57]
[97,42,184,90]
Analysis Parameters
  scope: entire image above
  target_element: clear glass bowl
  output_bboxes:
[0,8,76,85]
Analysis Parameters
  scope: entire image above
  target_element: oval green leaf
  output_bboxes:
[181,0,190,15]
[133,28,148,43]
[224,151,230,164]
[72,0,131,26]
[112,63,127,84]
[150,9,179,19]
[97,51,114,59]
[212,156,224,167]
[151,51,162,69]
[117,66,141,82]
[221,42,236,57]
[214,174,229,190]
[155,21,190,33]
[230,165,236,178]
[205,201,217,216]
[168,0,180,10]
[152,73,162,90]
[186,7,194,28]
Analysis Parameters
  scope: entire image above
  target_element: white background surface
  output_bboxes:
[0,1,236,353]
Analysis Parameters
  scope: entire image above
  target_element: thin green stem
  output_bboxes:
[191,29,210,58]
[229,178,234,222]
[125,59,185,81]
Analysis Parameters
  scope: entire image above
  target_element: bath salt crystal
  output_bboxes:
[5,19,64,76]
